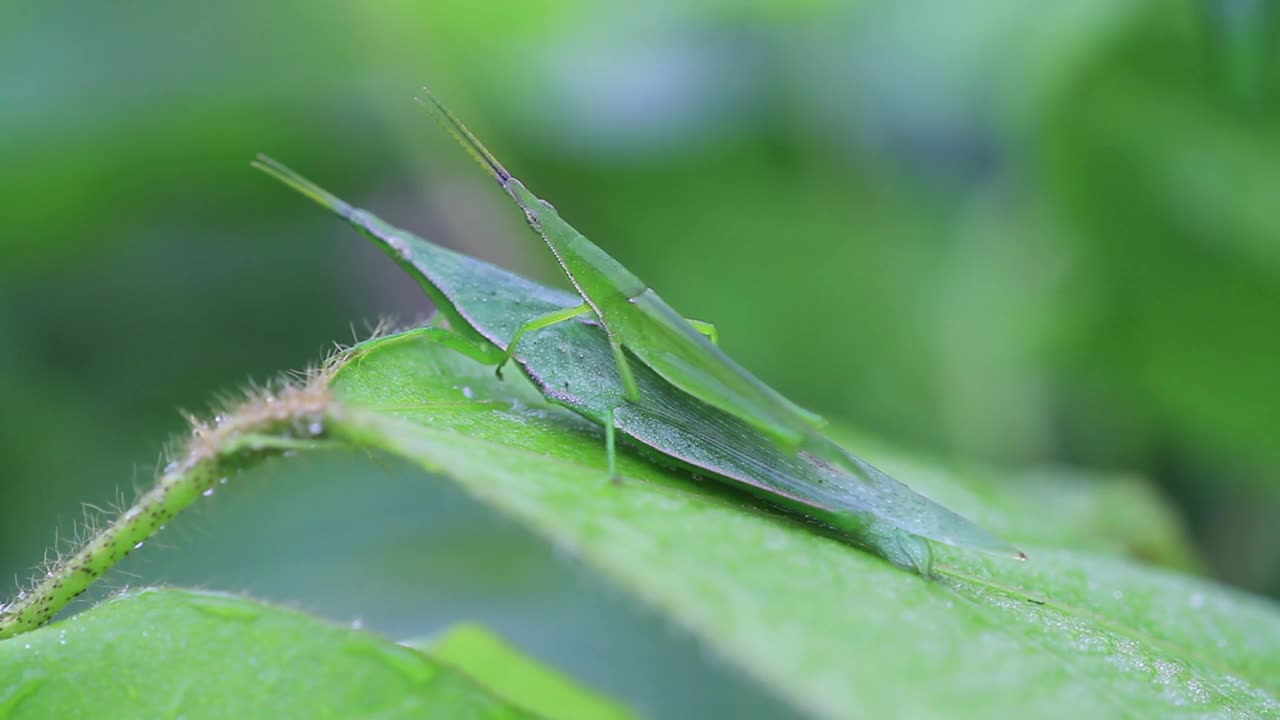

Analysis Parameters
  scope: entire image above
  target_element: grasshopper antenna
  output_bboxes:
[415,87,513,185]
[251,154,355,220]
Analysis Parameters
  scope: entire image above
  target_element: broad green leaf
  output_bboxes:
[327,338,1280,719]
[0,588,538,720]
[417,623,636,720]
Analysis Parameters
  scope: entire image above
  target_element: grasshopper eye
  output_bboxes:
[523,208,543,229]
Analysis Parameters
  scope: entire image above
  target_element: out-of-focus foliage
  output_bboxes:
[420,624,637,720]
[1,0,1276,716]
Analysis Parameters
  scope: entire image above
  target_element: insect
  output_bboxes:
[252,155,1023,575]
[417,92,827,452]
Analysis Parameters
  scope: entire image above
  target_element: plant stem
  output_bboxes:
[0,384,335,640]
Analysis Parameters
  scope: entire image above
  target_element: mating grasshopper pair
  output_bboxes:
[254,90,1023,575]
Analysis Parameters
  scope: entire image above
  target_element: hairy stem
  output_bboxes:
[0,381,337,639]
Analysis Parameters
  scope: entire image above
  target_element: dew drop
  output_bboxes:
[133,541,145,550]
[307,421,324,436]
[219,477,228,485]
[460,386,474,400]
[202,488,215,497]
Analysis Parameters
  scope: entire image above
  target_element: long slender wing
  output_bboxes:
[610,376,1022,558]
[616,288,828,447]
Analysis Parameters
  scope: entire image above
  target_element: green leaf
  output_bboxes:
[416,623,636,720]
[327,338,1280,719]
[0,589,538,719]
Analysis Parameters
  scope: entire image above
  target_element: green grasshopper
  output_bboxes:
[253,156,1023,575]
[417,92,826,451]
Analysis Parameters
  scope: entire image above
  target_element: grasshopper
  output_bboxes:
[417,92,827,451]
[253,156,1022,575]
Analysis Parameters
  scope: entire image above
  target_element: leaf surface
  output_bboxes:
[327,338,1280,719]
[0,589,540,719]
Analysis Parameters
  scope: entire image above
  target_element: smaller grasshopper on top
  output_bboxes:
[418,91,827,453]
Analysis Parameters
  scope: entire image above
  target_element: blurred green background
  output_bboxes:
[2,1,1277,716]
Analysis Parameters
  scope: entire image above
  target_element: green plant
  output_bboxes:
[3,202,1278,716]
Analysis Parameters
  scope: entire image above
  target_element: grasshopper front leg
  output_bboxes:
[685,319,719,346]
[603,405,620,482]
[347,327,507,366]
[496,303,592,379]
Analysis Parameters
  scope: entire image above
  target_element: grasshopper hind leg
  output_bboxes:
[893,531,934,577]
[858,518,935,577]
